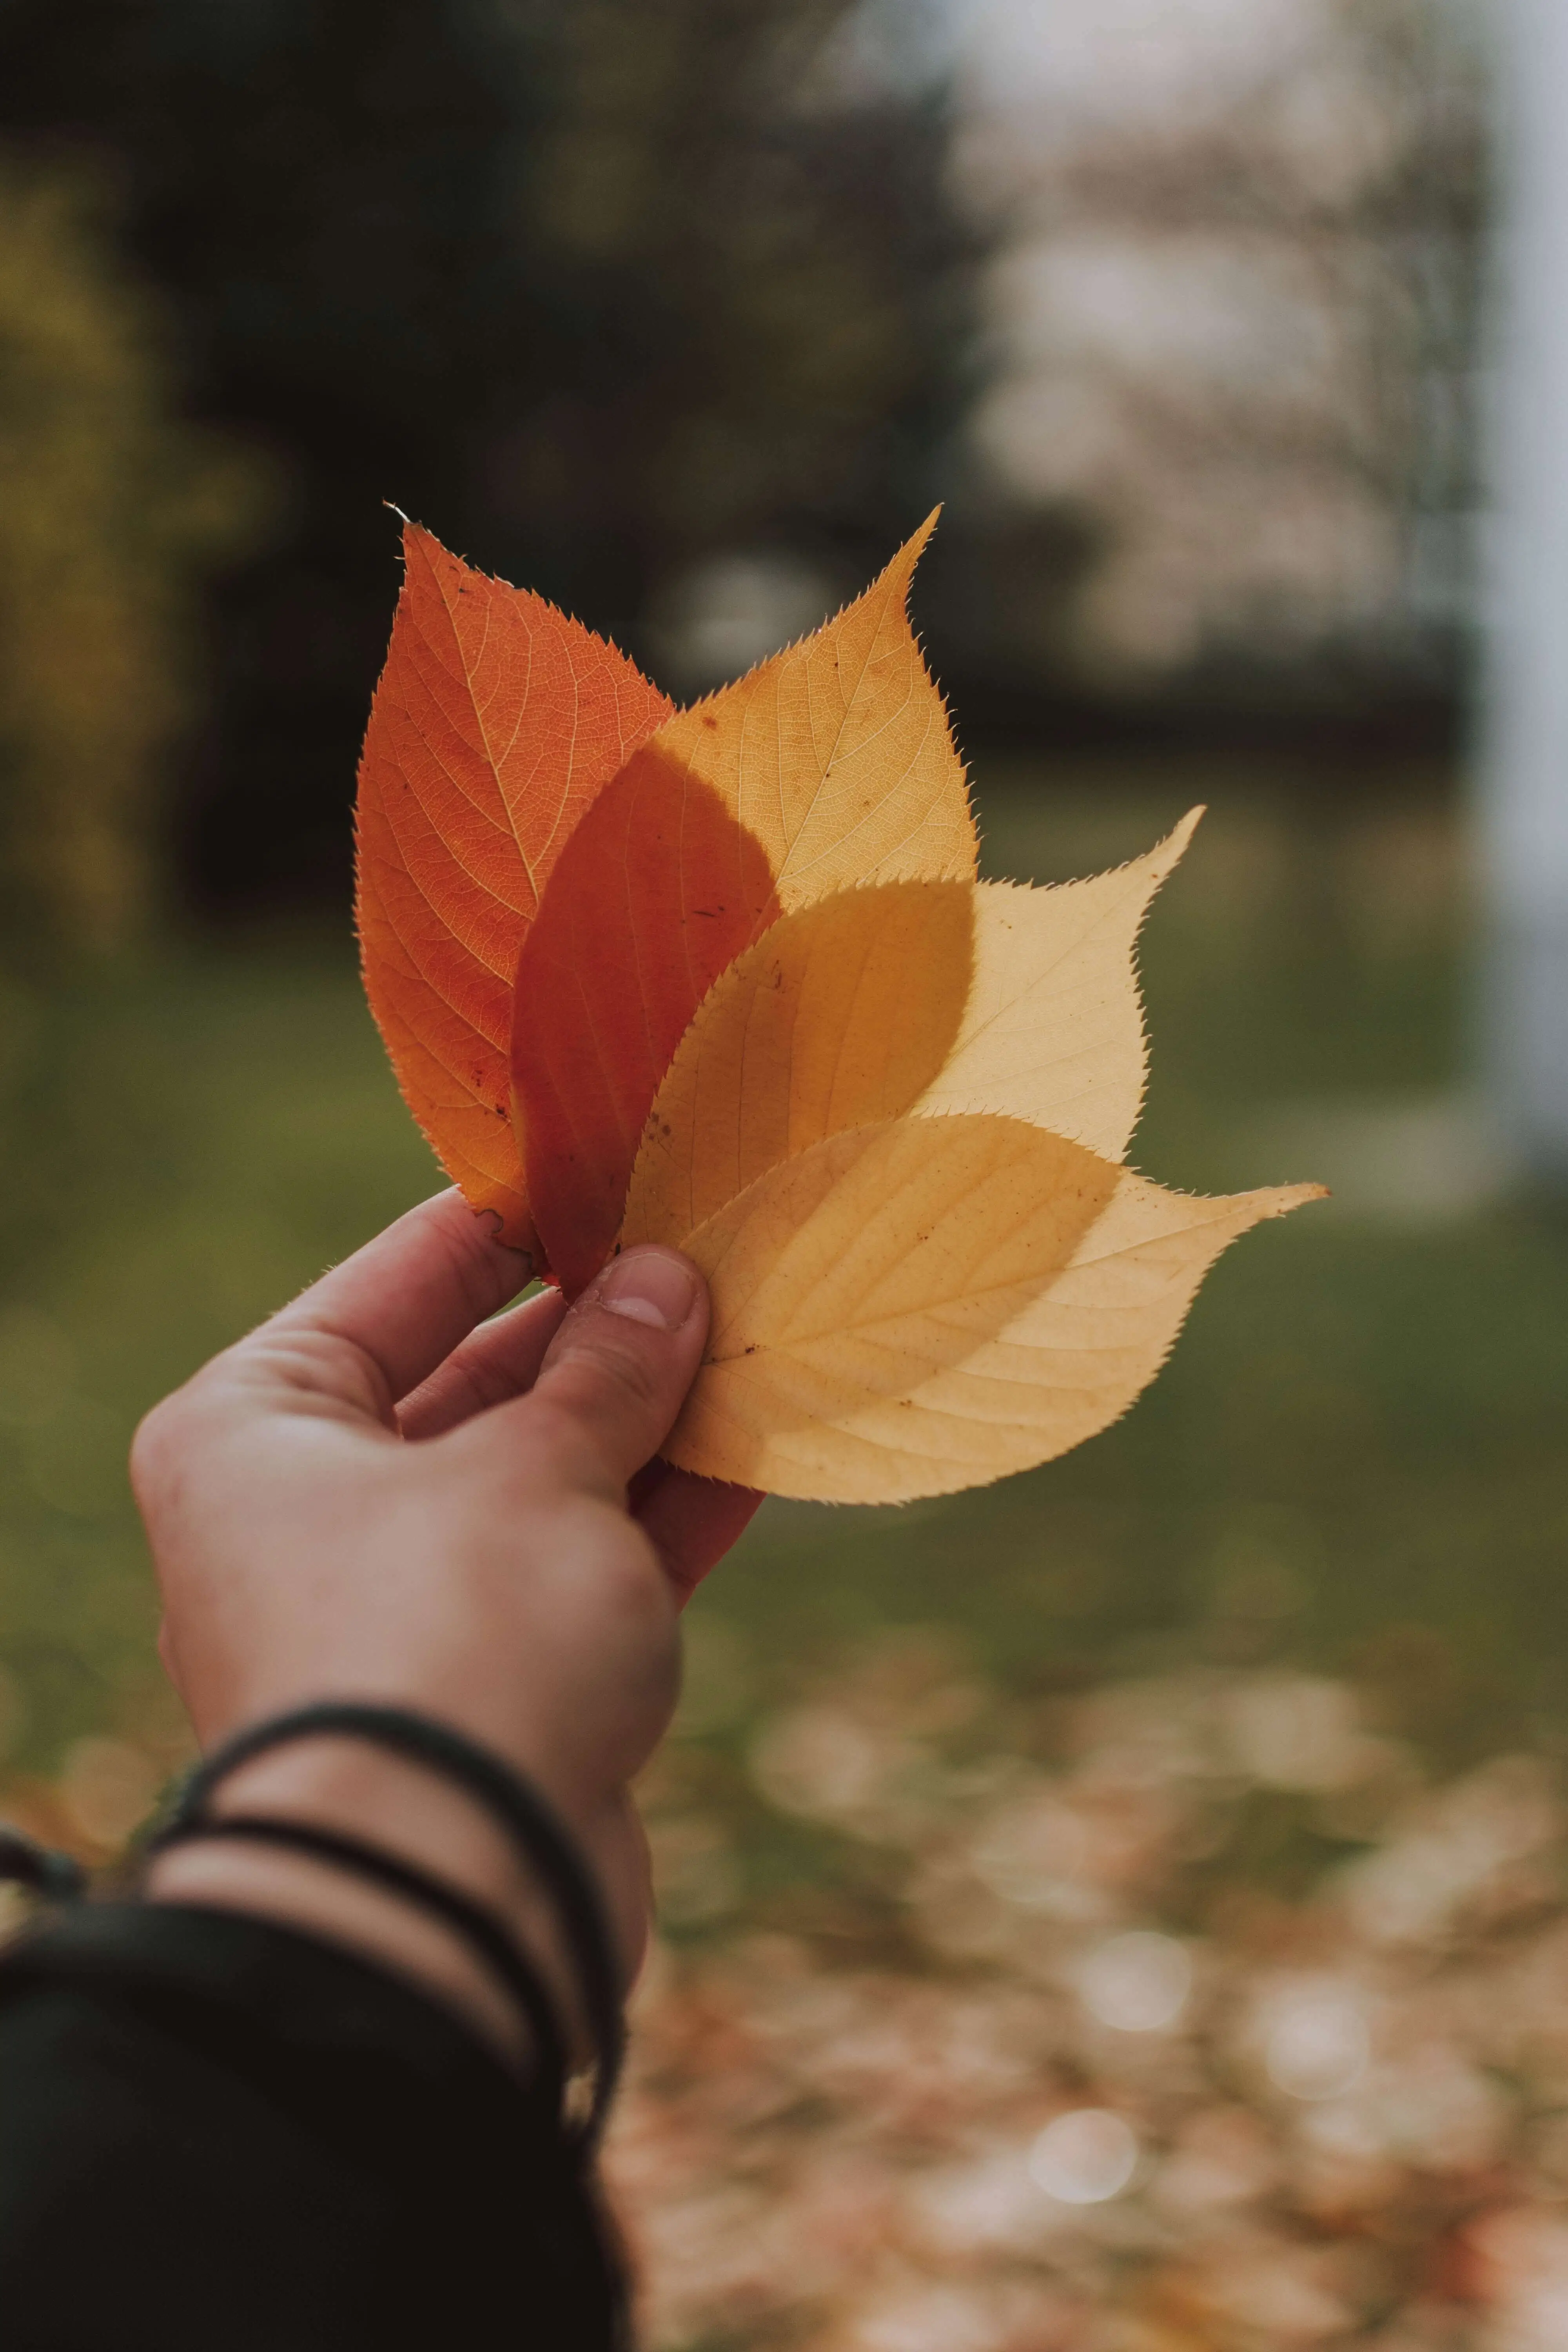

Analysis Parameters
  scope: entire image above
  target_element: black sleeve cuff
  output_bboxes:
[0,1903,624,2352]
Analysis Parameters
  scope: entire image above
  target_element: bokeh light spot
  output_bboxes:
[1264,1983,1370,2101]
[1028,2109,1139,2204]
[1080,1929,1192,2031]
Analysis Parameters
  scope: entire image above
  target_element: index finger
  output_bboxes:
[267,1189,530,1405]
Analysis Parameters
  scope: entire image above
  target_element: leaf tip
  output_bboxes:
[1261,1180,1330,1219]
[1172,803,1205,848]
[885,507,943,602]
[394,511,446,580]
[1150,805,1205,879]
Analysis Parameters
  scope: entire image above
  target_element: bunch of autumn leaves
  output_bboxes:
[356,518,1318,1506]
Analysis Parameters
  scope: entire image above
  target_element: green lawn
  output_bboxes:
[2,755,1564,1809]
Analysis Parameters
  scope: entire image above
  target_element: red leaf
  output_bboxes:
[511,747,780,1296]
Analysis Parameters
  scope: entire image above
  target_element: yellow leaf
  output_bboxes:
[622,1114,1321,1504]
[915,807,1202,1158]
[622,810,1200,1247]
[642,511,975,907]
[623,877,974,1244]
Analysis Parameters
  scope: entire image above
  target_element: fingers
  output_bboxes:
[264,1191,528,1410]
[397,1285,568,1439]
[520,1247,709,1495]
[630,1461,764,1601]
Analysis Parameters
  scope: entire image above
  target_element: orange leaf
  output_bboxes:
[649,510,975,909]
[510,514,973,1290]
[355,519,671,1252]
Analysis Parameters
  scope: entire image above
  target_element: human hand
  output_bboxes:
[132,1191,761,2055]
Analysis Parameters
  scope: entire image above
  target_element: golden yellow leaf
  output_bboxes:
[622,809,1200,1249]
[623,877,975,1245]
[915,806,1202,1158]
[621,1114,1321,1503]
[641,511,976,909]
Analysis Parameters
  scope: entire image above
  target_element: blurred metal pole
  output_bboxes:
[1482,0,1568,1185]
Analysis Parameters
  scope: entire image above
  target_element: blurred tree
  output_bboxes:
[0,158,262,966]
[506,2,974,609]
[0,0,980,916]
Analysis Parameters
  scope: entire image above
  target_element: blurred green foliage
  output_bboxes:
[0,932,436,1771]
[0,158,265,964]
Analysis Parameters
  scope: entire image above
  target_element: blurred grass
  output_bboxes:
[2,757,1566,1800]
[0,932,436,1769]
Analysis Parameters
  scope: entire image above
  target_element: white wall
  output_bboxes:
[1482,0,1568,1181]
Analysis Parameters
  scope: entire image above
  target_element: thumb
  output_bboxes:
[521,1245,710,1494]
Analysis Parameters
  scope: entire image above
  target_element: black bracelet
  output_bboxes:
[0,1825,87,1904]
[155,1702,625,2145]
[153,1812,568,2118]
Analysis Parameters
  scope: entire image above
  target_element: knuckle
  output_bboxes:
[130,1354,243,1507]
[129,1394,185,1503]
[247,1326,391,1421]
[510,1391,577,1459]
[575,1326,664,1419]
[429,1201,512,1325]
[533,1334,666,1464]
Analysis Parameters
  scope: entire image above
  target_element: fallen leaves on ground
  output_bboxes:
[357,520,1319,1499]
[607,1644,1568,2351]
[7,1646,1566,2351]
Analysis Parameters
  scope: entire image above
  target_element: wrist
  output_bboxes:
[145,1838,532,2060]
[144,1739,589,2069]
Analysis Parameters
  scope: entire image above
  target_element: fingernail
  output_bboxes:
[597,1249,699,1332]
